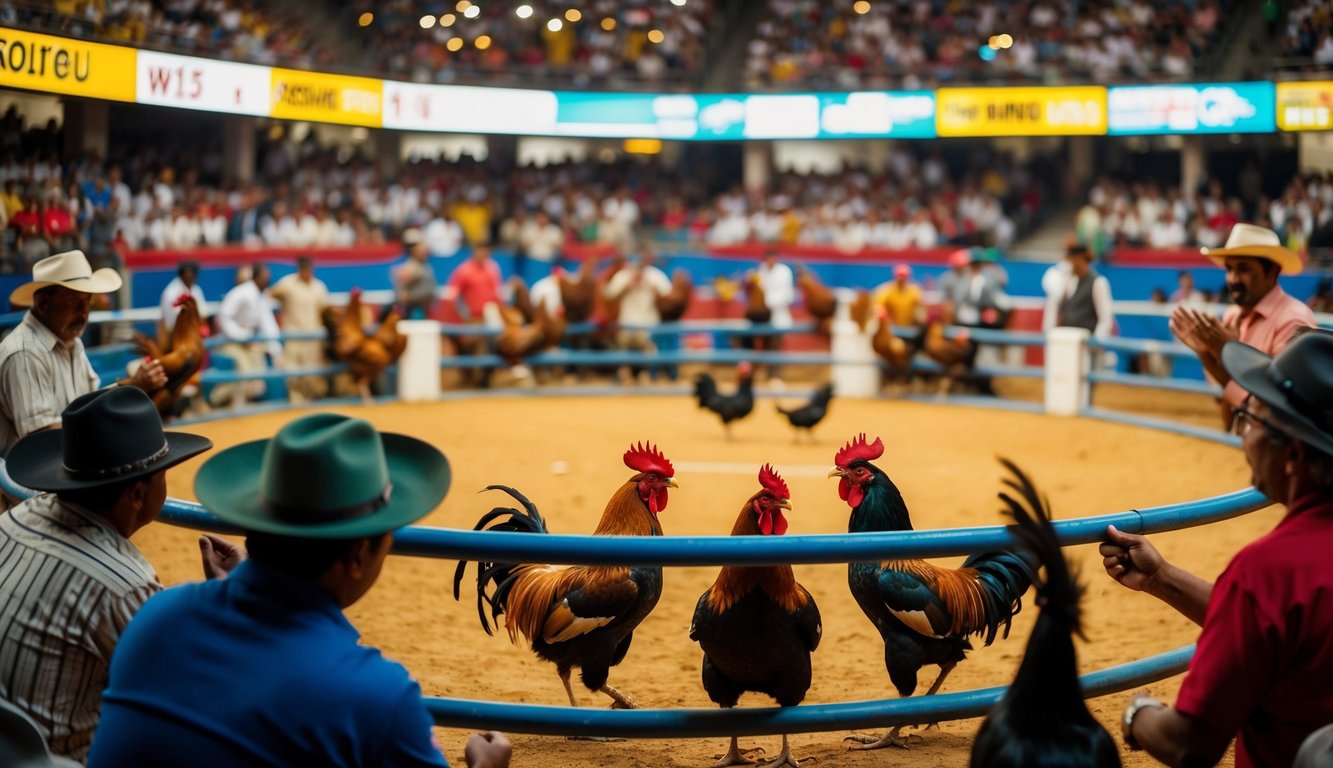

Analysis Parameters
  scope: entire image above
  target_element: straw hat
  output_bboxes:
[8,250,123,308]
[1202,223,1304,275]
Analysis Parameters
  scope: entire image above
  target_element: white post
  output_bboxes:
[396,320,442,402]
[829,289,880,398]
[1044,326,1090,415]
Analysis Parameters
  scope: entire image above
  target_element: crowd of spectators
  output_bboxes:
[1280,0,1333,68]
[0,0,332,69]
[746,0,1226,91]
[1076,172,1333,259]
[344,0,714,88]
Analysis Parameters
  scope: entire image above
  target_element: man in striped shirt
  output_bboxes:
[0,250,168,457]
[0,386,219,762]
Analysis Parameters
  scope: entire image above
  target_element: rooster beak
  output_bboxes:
[666,478,679,489]
[776,498,792,510]
[827,467,845,479]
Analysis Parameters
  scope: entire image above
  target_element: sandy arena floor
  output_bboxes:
[137,384,1269,767]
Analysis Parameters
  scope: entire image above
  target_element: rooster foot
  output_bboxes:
[711,737,764,767]
[843,727,918,750]
[911,721,942,732]
[600,684,639,709]
[757,734,806,767]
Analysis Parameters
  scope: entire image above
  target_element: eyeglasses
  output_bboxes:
[1231,407,1290,441]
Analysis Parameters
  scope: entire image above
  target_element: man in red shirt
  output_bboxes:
[1170,223,1315,429]
[1102,330,1333,768]
[445,245,502,322]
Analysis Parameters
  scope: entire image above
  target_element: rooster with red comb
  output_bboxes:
[454,442,677,714]
[690,464,822,767]
[829,433,1037,749]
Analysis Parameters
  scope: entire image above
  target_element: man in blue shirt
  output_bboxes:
[88,413,511,768]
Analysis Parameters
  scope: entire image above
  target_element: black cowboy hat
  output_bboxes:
[7,387,212,492]
[1222,330,1333,457]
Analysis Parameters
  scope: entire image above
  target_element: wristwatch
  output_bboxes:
[1122,695,1165,750]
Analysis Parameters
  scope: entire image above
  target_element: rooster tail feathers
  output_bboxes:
[450,485,552,637]
[996,457,1085,636]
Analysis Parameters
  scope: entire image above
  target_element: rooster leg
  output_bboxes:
[710,736,762,767]
[757,734,804,767]
[357,380,373,405]
[599,683,639,709]
[559,667,579,708]
[910,662,956,731]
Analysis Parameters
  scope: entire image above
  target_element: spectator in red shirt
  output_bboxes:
[445,245,502,322]
[1101,330,1333,768]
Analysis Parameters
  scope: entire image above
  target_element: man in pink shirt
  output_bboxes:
[1169,223,1315,428]
[446,245,503,322]
[445,245,503,388]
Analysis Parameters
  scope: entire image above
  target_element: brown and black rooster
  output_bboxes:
[496,300,565,368]
[134,294,206,419]
[920,306,978,397]
[690,464,821,768]
[796,265,836,335]
[656,268,694,323]
[970,460,1120,768]
[453,443,677,712]
[872,307,917,389]
[322,287,407,403]
[829,434,1037,750]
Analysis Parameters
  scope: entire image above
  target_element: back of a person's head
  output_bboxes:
[246,531,385,580]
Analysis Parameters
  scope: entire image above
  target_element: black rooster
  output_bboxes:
[690,464,821,767]
[970,460,1121,768]
[694,361,756,440]
[829,434,1037,750]
[775,383,834,443]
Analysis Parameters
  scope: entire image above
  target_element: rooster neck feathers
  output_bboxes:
[848,464,913,533]
[706,564,804,614]
[594,481,663,537]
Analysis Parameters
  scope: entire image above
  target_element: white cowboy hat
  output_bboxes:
[9,250,123,308]
[1201,223,1304,275]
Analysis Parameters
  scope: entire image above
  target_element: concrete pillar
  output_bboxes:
[743,141,772,194]
[1044,326,1090,415]
[1067,136,1094,194]
[397,319,442,402]
[375,130,402,179]
[221,116,256,186]
[61,100,108,160]
[1181,135,1205,196]
[829,288,880,398]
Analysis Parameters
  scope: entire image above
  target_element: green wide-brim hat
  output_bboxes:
[195,413,450,539]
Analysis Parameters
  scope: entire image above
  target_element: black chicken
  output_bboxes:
[829,434,1037,750]
[694,361,755,440]
[775,383,834,443]
[970,460,1121,768]
[690,464,821,768]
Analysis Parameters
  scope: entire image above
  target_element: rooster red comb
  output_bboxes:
[349,286,363,299]
[172,293,194,308]
[624,441,674,477]
[835,433,884,467]
[758,464,790,500]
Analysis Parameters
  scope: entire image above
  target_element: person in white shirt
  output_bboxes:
[752,249,796,383]
[1043,244,1114,339]
[603,251,671,384]
[158,260,206,335]
[520,210,566,279]
[211,263,282,409]
[423,208,464,258]
[268,257,330,404]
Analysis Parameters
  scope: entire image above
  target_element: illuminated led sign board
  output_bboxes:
[1108,82,1275,135]
[136,51,269,116]
[937,86,1106,137]
[0,28,136,102]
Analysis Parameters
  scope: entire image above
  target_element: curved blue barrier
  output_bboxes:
[423,645,1194,736]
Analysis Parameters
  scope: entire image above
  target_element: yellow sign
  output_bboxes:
[0,28,136,101]
[937,86,1107,137]
[269,68,382,127]
[1276,81,1333,132]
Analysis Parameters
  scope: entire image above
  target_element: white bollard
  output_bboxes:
[1044,326,1090,415]
[829,288,880,398]
[397,320,442,402]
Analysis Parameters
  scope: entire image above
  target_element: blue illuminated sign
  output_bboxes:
[1107,82,1275,135]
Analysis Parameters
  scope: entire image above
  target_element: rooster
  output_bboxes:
[507,275,536,324]
[496,300,565,369]
[656,268,694,323]
[559,258,598,324]
[453,442,677,712]
[796,265,836,335]
[134,294,206,418]
[847,289,874,333]
[694,361,755,440]
[920,307,977,397]
[871,307,917,389]
[829,434,1037,750]
[970,460,1120,768]
[775,383,834,443]
[322,287,407,403]
[690,465,821,768]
